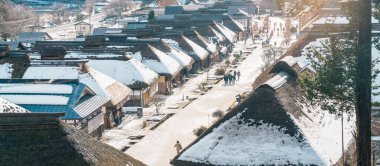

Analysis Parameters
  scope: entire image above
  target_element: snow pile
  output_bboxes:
[88,59,158,86]
[313,17,350,25]
[0,84,73,94]
[0,63,13,78]
[142,46,182,76]
[0,95,69,105]
[183,36,209,60]
[263,71,289,89]
[179,112,324,165]
[215,23,236,43]
[78,67,117,97]
[0,97,30,113]
[23,66,79,79]
[167,45,194,68]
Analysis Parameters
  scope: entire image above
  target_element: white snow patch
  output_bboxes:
[183,36,209,60]
[88,59,158,86]
[23,66,79,79]
[0,63,13,78]
[263,71,289,89]
[0,95,69,105]
[215,23,236,43]
[179,112,324,165]
[0,84,73,94]
[0,97,30,113]
[167,45,194,68]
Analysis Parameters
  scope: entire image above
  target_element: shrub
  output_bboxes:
[290,26,297,33]
[193,126,207,137]
[225,60,231,66]
[232,59,239,65]
[212,110,224,118]
[215,67,226,75]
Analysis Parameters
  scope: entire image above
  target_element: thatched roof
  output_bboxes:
[0,112,146,166]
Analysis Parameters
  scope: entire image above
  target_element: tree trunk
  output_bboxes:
[356,0,371,165]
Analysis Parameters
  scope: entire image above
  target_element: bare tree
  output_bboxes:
[106,0,132,18]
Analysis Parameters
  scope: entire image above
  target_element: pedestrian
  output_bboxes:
[237,70,241,80]
[236,94,241,103]
[174,140,182,154]
[232,74,236,85]
[223,74,227,85]
[227,73,232,85]
[233,70,237,78]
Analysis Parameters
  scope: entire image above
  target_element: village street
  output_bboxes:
[97,16,292,166]
[124,42,266,166]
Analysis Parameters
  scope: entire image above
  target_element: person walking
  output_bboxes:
[237,70,241,80]
[174,140,182,154]
[223,74,227,85]
[232,74,236,85]
[227,73,232,85]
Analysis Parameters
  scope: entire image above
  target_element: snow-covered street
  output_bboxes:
[98,16,291,166]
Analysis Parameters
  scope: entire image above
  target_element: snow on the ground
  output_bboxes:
[23,66,79,79]
[132,47,182,76]
[167,45,194,68]
[183,36,209,60]
[313,17,350,25]
[179,111,324,165]
[0,63,13,78]
[88,59,158,86]
[0,95,69,105]
[0,97,30,113]
[0,84,73,94]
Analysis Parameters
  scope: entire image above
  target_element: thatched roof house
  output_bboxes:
[0,106,146,166]
[172,56,355,165]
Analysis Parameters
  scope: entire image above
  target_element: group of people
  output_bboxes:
[223,70,241,86]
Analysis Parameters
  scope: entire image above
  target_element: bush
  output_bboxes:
[212,110,224,118]
[215,67,226,75]
[193,126,207,137]
[290,26,297,33]
[225,60,231,66]
[232,59,239,65]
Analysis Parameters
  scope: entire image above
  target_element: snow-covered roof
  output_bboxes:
[88,59,159,87]
[279,56,298,67]
[0,63,13,79]
[23,66,79,79]
[176,76,355,165]
[23,66,132,104]
[0,97,30,113]
[214,23,236,43]
[0,95,69,105]
[0,84,73,94]
[263,71,289,89]
[313,17,350,25]
[183,36,209,60]
[132,45,183,76]
[167,45,194,68]
[65,51,124,59]
[210,27,225,42]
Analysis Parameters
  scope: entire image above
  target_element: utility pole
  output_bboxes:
[356,0,371,165]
